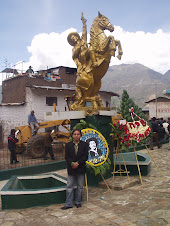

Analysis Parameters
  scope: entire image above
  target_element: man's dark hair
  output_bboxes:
[86,137,98,146]
[72,129,82,136]
[10,129,15,135]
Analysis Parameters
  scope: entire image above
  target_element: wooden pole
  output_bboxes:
[100,171,112,193]
[85,173,88,201]
[145,145,164,177]
[113,142,120,180]
[133,146,143,184]
[120,149,130,183]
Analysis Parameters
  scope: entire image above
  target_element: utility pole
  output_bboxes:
[155,84,158,118]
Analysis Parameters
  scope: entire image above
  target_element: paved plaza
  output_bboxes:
[0,143,169,226]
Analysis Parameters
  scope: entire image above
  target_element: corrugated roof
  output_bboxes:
[145,96,170,103]
[1,68,18,75]
[30,85,75,91]
[30,85,119,96]
[0,102,25,106]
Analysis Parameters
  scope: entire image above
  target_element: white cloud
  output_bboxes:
[23,26,170,74]
[27,28,76,71]
[109,27,170,73]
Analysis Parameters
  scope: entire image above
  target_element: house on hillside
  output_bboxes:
[145,96,170,119]
[0,66,119,146]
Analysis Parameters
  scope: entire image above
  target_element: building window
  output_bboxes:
[46,97,57,106]
[106,101,110,107]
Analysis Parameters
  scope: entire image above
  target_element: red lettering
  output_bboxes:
[140,119,146,126]
[135,121,140,127]
[128,122,135,129]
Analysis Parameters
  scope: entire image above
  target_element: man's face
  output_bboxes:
[89,140,97,149]
[72,130,81,142]
[71,35,79,43]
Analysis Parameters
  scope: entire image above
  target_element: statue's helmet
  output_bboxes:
[67,32,80,46]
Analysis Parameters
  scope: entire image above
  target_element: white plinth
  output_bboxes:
[99,110,117,116]
[44,111,86,121]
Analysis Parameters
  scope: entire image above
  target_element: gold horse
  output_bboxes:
[67,12,123,113]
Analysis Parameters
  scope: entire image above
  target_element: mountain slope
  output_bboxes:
[101,63,170,107]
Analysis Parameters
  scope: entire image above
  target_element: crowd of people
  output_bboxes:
[149,117,170,150]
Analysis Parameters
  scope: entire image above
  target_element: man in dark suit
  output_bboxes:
[150,117,161,150]
[61,129,88,210]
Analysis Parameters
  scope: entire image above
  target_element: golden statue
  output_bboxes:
[67,12,123,114]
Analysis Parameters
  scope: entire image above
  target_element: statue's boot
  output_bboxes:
[89,50,98,67]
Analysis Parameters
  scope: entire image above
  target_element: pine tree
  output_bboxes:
[120,90,146,122]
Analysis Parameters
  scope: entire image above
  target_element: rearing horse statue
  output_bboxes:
[67,12,123,114]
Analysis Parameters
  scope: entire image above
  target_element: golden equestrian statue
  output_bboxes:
[67,12,123,114]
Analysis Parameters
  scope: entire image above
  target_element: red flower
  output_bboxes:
[119,124,123,130]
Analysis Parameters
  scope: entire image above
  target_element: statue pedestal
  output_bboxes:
[71,113,114,186]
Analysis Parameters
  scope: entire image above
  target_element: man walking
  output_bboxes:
[43,128,55,160]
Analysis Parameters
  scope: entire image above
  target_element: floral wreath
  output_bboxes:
[127,107,151,143]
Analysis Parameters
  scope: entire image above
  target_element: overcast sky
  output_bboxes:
[0,0,170,77]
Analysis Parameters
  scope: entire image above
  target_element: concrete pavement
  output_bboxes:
[0,143,169,226]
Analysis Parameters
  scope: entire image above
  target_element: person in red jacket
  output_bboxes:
[8,129,19,164]
[61,129,88,210]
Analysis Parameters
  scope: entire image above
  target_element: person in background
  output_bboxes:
[61,129,88,210]
[158,121,166,141]
[150,117,161,150]
[44,128,55,160]
[8,129,20,164]
[162,119,169,140]
[26,66,34,77]
[28,110,39,136]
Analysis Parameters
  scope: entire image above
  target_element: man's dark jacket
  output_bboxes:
[8,129,18,151]
[150,120,159,132]
[65,140,88,175]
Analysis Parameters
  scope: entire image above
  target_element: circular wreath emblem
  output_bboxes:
[81,129,109,166]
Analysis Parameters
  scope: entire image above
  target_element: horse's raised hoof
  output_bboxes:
[117,55,122,60]
[110,51,115,56]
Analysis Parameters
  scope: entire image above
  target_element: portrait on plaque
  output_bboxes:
[81,129,109,166]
